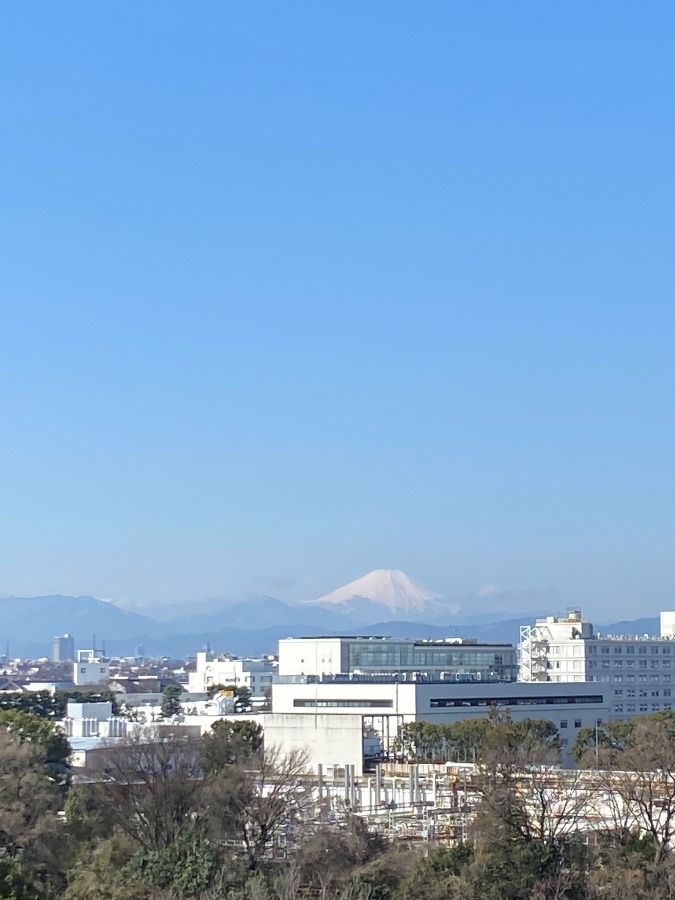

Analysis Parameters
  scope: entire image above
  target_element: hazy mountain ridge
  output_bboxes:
[0,595,160,643]
[0,573,661,659]
[6,613,662,660]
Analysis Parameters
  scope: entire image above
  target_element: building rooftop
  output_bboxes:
[289,635,513,647]
[277,672,512,685]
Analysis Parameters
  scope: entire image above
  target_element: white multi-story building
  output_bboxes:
[73,649,110,686]
[273,634,611,768]
[278,636,517,682]
[270,677,609,768]
[519,610,675,718]
[188,652,276,700]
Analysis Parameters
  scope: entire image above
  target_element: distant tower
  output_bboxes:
[52,634,76,662]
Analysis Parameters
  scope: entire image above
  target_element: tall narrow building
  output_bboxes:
[52,633,75,662]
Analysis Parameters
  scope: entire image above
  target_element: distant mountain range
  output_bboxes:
[0,570,662,658]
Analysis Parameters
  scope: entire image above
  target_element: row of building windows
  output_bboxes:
[590,645,671,655]
[293,699,393,708]
[551,661,673,671]
[588,674,671,683]
[591,660,671,669]
[429,694,603,709]
[550,645,673,656]
[614,688,671,697]
[614,703,672,713]
[347,644,516,674]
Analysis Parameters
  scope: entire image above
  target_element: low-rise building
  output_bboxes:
[187,652,276,699]
[271,676,609,769]
[74,650,110,686]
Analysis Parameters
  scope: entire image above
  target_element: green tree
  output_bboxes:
[122,835,221,898]
[0,709,70,770]
[0,689,120,720]
[160,684,182,718]
[0,856,45,900]
[572,717,634,765]
[65,786,118,845]
[203,719,263,772]
[395,845,473,900]
[572,710,675,766]
[234,686,252,711]
[62,833,148,900]
[0,727,65,890]
[394,713,560,764]
[467,839,568,900]
[0,691,60,719]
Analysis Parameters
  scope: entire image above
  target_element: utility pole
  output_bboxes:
[595,718,599,768]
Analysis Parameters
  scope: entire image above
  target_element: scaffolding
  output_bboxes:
[519,624,550,682]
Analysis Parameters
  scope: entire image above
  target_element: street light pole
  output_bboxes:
[595,717,599,768]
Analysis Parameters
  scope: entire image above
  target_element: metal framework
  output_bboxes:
[519,623,550,682]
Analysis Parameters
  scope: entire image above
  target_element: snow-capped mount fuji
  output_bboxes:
[303,569,460,623]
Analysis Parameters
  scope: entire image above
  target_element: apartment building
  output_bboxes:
[187,651,276,699]
[519,610,675,717]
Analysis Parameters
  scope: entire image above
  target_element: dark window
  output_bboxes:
[428,694,603,709]
[293,699,393,709]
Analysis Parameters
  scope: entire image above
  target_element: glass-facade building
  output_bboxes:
[278,636,517,683]
[346,639,516,682]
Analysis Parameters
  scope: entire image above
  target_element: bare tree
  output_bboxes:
[335,884,373,900]
[474,709,591,848]
[605,719,675,866]
[273,864,301,900]
[209,745,311,870]
[294,817,382,900]
[585,767,636,846]
[87,727,207,852]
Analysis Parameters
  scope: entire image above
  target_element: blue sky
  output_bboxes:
[2,3,674,617]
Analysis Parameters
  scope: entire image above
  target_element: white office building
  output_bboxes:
[270,677,609,771]
[188,652,276,700]
[278,636,517,682]
[519,610,675,717]
[73,649,110,686]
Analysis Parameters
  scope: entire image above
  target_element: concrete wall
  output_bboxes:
[278,638,345,677]
[67,701,113,720]
[661,612,675,637]
[263,712,366,775]
[272,681,610,755]
[272,680,417,716]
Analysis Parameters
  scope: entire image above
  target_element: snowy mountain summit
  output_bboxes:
[306,569,459,620]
